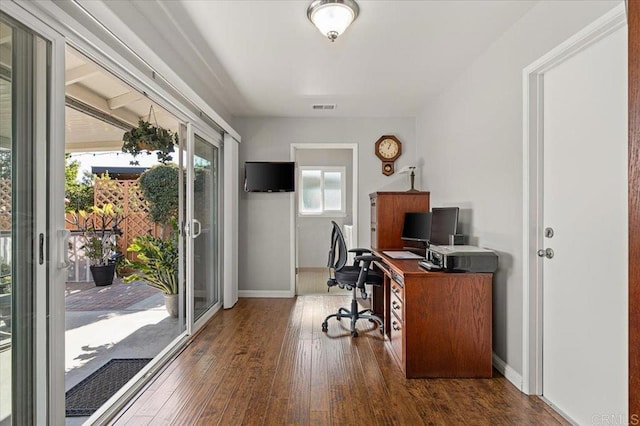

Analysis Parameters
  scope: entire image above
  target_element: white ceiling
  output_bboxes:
[150,0,539,118]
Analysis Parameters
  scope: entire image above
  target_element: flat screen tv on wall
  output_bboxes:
[244,162,295,192]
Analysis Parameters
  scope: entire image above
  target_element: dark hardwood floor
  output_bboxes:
[113,296,567,425]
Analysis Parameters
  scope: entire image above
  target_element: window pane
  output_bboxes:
[0,19,11,424]
[301,170,322,212]
[324,172,342,211]
[193,135,218,320]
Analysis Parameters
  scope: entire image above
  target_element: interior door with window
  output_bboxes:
[187,130,221,329]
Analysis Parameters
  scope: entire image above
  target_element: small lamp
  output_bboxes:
[399,166,418,192]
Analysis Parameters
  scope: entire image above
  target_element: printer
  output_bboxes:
[422,245,498,273]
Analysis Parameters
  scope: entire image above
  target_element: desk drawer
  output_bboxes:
[390,280,404,302]
[390,311,403,364]
[391,292,404,322]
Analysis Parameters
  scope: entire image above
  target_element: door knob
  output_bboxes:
[537,248,554,259]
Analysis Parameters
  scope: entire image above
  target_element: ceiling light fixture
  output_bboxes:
[307,0,360,42]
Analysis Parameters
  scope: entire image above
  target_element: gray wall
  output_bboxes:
[295,149,352,268]
[234,117,416,292]
[414,0,620,377]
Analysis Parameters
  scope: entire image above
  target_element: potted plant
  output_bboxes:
[123,164,181,316]
[121,108,178,166]
[123,224,179,317]
[67,204,125,286]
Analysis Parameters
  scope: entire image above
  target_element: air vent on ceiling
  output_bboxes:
[312,104,337,110]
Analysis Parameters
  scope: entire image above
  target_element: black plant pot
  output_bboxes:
[90,264,116,287]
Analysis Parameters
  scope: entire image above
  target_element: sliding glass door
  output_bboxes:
[1,6,225,422]
[187,130,221,328]
[0,12,56,424]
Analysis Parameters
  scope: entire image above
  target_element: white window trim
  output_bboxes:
[298,166,347,217]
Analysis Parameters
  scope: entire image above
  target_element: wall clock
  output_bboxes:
[375,135,402,176]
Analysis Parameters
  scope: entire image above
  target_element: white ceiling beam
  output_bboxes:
[66,83,140,127]
[65,140,125,153]
[65,63,101,86]
[107,91,144,110]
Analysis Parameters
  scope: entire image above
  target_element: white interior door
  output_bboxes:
[541,26,627,424]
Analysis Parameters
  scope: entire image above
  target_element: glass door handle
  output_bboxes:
[192,219,202,239]
[58,230,71,268]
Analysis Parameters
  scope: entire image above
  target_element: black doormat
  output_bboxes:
[66,358,152,417]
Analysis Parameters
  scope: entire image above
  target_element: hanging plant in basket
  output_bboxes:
[122,106,178,165]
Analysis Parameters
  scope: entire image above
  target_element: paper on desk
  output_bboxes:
[382,251,423,260]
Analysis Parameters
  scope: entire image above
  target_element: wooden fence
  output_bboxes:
[65,178,161,260]
[1,177,161,267]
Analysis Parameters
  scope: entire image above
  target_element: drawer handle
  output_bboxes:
[392,301,400,310]
[392,286,399,294]
[392,321,401,331]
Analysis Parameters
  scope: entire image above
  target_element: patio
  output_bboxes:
[64,278,182,422]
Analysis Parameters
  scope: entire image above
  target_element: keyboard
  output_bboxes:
[418,260,442,270]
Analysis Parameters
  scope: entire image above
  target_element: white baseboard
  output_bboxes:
[493,352,523,391]
[238,290,295,298]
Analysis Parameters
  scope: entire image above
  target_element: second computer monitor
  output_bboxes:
[401,212,432,244]
[430,207,460,245]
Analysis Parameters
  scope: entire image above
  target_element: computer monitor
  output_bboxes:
[430,207,460,245]
[401,212,432,245]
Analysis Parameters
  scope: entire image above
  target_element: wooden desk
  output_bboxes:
[372,249,493,378]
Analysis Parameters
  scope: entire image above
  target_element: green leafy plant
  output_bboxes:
[65,155,94,212]
[0,150,10,180]
[122,119,177,165]
[67,204,125,266]
[123,221,179,294]
[124,162,181,296]
[0,262,10,294]
[138,164,179,228]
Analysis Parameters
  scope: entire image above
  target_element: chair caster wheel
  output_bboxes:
[336,317,341,321]
[351,331,358,337]
[322,323,328,332]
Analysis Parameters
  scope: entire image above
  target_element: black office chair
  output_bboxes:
[322,221,384,337]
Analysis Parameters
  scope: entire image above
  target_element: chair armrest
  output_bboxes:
[354,255,382,289]
[354,255,382,263]
[349,248,372,254]
[350,249,374,267]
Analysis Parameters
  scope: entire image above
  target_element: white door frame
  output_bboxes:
[187,124,224,333]
[290,143,359,296]
[521,3,626,396]
[1,3,67,423]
